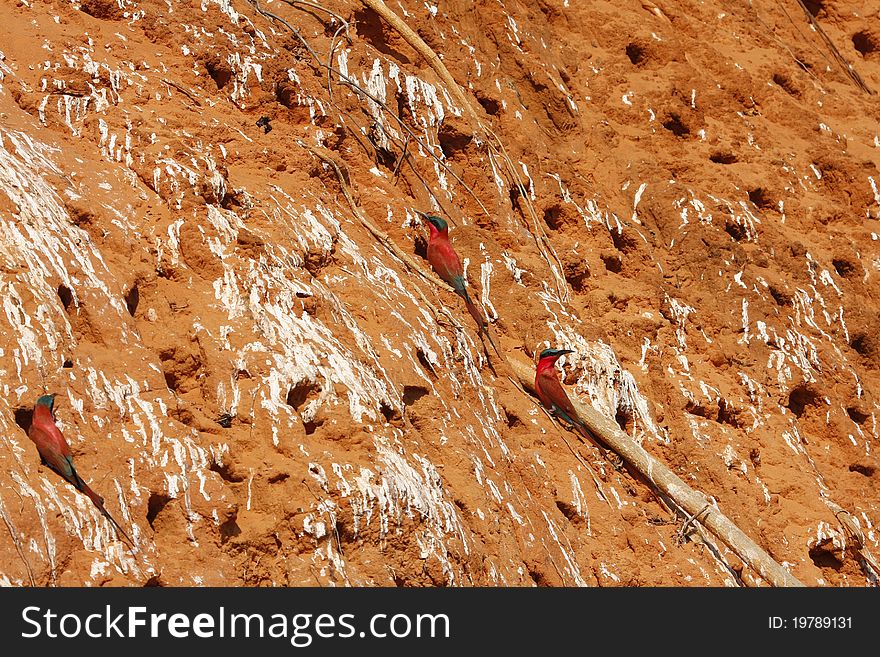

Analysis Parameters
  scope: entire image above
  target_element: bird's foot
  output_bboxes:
[604,450,624,471]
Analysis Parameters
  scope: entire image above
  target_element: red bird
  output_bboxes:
[27,394,133,546]
[535,349,620,466]
[417,211,498,354]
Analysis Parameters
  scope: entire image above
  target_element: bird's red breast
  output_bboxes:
[426,228,464,285]
[535,355,579,417]
[29,404,72,458]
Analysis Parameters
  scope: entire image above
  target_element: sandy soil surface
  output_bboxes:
[0,0,878,586]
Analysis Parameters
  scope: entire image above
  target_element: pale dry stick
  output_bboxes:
[326,77,493,218]
[825,499,880,584]
[640,0,671,23]
[161,78,202,107]
[507,356,805,587]
[361,0,570,304]
[361,0,482,129]
[327,22,348,101]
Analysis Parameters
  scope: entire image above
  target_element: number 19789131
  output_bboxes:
[769,617,852,629]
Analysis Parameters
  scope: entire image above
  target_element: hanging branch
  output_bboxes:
[360,0,570,304]
[506,356,806,587]
[248,0,491,218]
[793,0,874,95]
[296,139,454,294]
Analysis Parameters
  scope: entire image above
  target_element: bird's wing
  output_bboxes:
[550,403,582,428]
[43,448,79,487]
[537,372,583,427]
[428,240,465,289]
[28,420,72,457]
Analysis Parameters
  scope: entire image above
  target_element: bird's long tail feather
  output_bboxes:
[571,419,624,470]
[71,465,135,547]
[459,288,501,356]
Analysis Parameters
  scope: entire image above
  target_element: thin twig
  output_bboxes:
[676,502,711,545]
[296,139,455,306]
[793,0,873,95]
[755,1,827,91]
[392,134,409,181]
[248,0,491,217]
[160,79,202,107]
[360,0,570,302]
[281,0,352,38]
[0,495,36,586]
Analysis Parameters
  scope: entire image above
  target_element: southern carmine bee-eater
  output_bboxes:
[27,394,134,546]
[416,211,499,355]
[534,348,621,467]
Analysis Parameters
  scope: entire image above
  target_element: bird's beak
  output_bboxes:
[414,210,429,221]
[558,349,574,356]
